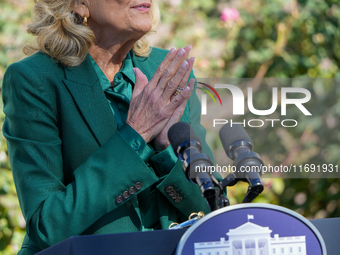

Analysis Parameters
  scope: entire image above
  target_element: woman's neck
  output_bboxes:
[88,36,137,84]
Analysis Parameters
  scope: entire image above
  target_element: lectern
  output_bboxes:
[37,216,339,255]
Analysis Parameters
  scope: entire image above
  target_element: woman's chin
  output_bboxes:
[131,23,153,37]
[136,22,153,34]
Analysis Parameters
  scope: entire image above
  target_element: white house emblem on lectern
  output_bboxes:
[194,215,307,255]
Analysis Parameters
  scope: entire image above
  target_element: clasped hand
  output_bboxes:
[126,46,195,151]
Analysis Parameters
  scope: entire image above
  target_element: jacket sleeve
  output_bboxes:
[151,73,216,221]
[2,62,161,249]
[2,62,213,249]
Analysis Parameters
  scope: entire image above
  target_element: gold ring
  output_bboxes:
[197,211,205,219]
[189,211,205,220]
[173,87,184,96]
[169,222,178,229]
[189,212,198,220]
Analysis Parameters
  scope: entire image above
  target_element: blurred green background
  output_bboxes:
[0,0,339,254]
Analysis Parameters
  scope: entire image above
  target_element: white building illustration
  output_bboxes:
[194,215,306,255]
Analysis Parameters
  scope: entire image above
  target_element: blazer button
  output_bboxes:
[165,186,173,193]
[156,158,164,163]
[175,197,183,203]
[129,186,136,195]
[115,196,124,204]
[171,193,179,199]
[135,182,143,191]
[168,190,175,196]
[122,191,130,199]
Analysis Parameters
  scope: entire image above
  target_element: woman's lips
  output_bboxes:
[132,3,151,12]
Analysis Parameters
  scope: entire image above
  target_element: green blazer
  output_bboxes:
[2,48,214,255]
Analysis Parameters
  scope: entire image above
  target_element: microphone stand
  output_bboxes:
[213,171,264,211]
[169,173,263,230]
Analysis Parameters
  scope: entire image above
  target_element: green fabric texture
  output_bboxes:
[2,47,214,255]
[89,53,156,163]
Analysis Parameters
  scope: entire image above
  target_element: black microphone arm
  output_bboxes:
[219,123,264,203]
[168,122,217,211]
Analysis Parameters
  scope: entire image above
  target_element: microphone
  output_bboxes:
[219,123,264,203]
[168,122,216,210]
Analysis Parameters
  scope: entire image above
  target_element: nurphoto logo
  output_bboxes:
[198,81,312,128]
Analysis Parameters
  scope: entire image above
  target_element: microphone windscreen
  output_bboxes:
[168,122,201,156]
[219,123,253,155]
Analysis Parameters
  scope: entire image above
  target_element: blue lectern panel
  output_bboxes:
[37,218,339,255]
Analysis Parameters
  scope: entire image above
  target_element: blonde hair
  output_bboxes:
[23,0,160,67]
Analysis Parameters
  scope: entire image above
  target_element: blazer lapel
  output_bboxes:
[62,55,117,146]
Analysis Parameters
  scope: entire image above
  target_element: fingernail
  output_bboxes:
[170,47,176,54]
[178,48,185,56]
[181,61,188,69]
[184,86,190,92]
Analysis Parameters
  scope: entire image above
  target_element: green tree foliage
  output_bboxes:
[0,0,339,254]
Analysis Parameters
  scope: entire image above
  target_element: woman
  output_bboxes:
[2,0,214,254]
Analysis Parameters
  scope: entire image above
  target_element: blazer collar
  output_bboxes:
[62,54,117,146]
[63,54,99,87]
